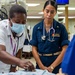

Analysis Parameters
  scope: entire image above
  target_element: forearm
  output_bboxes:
[50,45,68,68]
[10,49,22,72]
[16,48,22,59]
[0,50,21,65]
[32,46,45,69]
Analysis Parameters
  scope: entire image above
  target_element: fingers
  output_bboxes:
[24,61,35,71]
[19,60,35,71]
[47,67,53,73]
[28,62,35,71]
[59,68,62,73]
[56,68,65,75]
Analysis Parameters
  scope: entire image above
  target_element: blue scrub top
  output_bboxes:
[30,19,69,54]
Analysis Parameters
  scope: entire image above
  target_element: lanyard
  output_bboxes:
[10,36,17,56]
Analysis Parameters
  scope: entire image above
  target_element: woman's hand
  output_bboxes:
[40,65,48,70]
[47,66,54,73]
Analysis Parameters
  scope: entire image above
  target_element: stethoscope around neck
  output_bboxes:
[41,24,55,42]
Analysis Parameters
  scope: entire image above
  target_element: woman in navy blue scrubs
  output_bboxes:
[30,0,69,74]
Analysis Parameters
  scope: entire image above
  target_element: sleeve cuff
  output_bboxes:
[61,40,70,46]
[29,40,37,47]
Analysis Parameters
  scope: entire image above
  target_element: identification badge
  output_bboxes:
[54,33,60,37]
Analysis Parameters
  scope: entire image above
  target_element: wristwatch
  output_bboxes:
[50,66,54,70]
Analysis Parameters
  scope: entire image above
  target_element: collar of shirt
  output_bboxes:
[37,19,59,30]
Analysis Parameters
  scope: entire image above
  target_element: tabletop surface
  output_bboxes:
[0,69,55,75]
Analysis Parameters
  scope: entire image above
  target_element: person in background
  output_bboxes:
[30,0,69,74]
[24,29,30,45]
[0,4,34,73]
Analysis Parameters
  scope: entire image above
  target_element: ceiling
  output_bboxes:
[0,0,75,19]
[26,0,75,19]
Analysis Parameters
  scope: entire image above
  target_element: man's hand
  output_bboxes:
[18,60,35,71]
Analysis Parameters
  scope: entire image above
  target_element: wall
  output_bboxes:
[27,19,42,38]
[68,19,75,34]
[27,19,42,27]
[27,18,75,39]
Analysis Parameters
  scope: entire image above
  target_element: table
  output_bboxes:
[0,69,55,75]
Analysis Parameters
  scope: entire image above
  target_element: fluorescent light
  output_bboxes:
[57,11,63,14]
[27,16,42,19]
[58,7,75,10]
[26,3,40,7]
[58,7,65,10]
[68,16,75,18]
[58,16,75,19]
[58,17,65,19]
[38,12,43,14]
[38,11,63,14]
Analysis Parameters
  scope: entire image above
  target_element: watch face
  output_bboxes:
[50,66,54,70]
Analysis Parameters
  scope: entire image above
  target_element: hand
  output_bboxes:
[47,65,54,73]
[47,67,53,73]
[18,60,35,71]
[40,66,54,73]
[40,65,47,70]
[25,61,35,71]
[56,68,65,75]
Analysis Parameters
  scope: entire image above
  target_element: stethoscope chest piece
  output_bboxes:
[41,35,46,40]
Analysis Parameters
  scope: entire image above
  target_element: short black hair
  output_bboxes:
[43,0,57,11]
[9,4,27,18]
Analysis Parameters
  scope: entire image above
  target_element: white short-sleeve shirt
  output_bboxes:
[0,19,25,73]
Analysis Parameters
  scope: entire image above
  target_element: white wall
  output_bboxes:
[27,18,75,39]
[27,19,42,27]
[27,19,42,39]
[68,19,75,34]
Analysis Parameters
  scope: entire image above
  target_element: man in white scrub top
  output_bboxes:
[0,4,34,73]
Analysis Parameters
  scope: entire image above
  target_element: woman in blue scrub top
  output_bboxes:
[30,0,69,74]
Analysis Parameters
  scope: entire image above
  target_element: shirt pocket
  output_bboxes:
[54,33,60,41]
